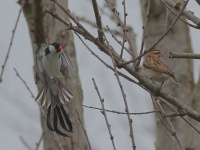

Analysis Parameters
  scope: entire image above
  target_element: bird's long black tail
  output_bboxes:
[35,79,74,136]
[47,103,73,136]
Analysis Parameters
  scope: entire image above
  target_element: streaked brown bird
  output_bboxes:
[142,49,181,86]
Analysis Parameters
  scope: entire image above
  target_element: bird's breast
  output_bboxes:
[42,54,61,79]
[142,66,168,82]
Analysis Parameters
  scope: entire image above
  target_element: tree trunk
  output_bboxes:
[140,0,200,150]
[23,1,88,149]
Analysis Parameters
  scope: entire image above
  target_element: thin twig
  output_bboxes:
[92,78,116,150]
[13,68,46,117]
[91,0,104,44]
[165,7,169,32]
[83,104,160,115]
[14,68,35,99]
[35,132,44,150]
[107,25,131,55]
[135,0,151,69]
[165,111,187,118]
[181,117,200,135]
[109,53,136,149]
[169,52,200,59]
[155,98,185,150]
[151,95,172,134]
[120,0,127,58]
[75,109,92,150]
[0,0,25,83]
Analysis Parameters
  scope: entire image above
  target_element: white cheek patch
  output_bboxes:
[49,45,56,53]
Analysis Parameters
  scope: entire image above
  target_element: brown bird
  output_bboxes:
[142,49,181,86]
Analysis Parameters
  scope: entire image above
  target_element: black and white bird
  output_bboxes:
[35,42,74,136]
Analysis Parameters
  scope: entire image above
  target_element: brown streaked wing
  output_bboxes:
[144,56,174,76]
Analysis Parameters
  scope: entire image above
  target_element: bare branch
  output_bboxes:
[120,0,127,58]
[13,68,46,117]
[155,98,185,150]
[91,0,104,44]
[92,78,116,150]
[161,0,199,29]
[106,25,131,55]
[0,0,25,83]
[169,52,200,59]
[83,104,160,115]
[14,68,35,99]
[135,0,151,69]
[162,0,200,28]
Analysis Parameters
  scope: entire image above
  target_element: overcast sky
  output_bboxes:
[0,0,200,150]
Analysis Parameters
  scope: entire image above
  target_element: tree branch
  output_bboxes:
[91,0,104,44]
[83,104,160,115]
[169,52,200,59]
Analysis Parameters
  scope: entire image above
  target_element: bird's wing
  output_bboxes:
[144,56,174,76]
[60,51,74,80]
[35,43,47,84]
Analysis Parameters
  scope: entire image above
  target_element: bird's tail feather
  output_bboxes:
[35,79,74,107]
[169,76,181,86]
[35,79,73,136]
[47,103,73,137]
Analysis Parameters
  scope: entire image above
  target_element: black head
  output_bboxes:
[50,42,63,52]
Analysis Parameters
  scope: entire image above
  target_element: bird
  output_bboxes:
[35,42,74,136]
[142,49,181,87]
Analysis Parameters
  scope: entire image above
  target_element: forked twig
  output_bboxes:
[92,78,116,150]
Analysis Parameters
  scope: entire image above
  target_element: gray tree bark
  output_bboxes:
[23,1,88,150]
[140,0,200,150]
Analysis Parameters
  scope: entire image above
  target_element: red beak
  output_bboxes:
[57,45,63,51]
